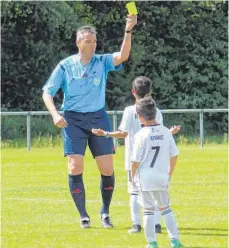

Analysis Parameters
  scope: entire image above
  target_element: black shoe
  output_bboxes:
[128,224,141,233]
[155,224,162,233]
[80,217,90,228]
[101,214,113,228]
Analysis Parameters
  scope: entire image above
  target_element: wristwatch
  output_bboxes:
[104,132,110,138]
[125,29,133,33]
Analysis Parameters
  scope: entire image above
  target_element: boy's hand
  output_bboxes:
[170,125,181,135]
[92,128,106,136]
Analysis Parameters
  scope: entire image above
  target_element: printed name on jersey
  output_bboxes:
[150,135,164,141]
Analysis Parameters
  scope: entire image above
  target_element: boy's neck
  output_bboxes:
[135,97,141,103]
[142,120,158,126]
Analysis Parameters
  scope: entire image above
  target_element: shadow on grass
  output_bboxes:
[176,227,228,237]
[179,227,228,232]
[112,226,228,236]
[185,247,217,248]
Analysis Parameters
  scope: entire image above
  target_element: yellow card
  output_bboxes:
[126,2,138,15]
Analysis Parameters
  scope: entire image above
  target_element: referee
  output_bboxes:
[42,15,137,228]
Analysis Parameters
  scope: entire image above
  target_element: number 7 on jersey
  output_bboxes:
[150,146,160,168]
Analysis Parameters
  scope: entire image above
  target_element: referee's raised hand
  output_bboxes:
[125,15,137,31]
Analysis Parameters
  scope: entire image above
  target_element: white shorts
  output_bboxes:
[138,190,170,209]
[127,170,139,194]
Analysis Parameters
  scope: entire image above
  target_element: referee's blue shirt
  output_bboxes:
[43,53,122,113]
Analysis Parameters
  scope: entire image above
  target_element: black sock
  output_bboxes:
[100,173,115,215]
[69,174,89,219]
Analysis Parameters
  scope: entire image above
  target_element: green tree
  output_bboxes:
[1,1,84,110]
[1,1,228,136]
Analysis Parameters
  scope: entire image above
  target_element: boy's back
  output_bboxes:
[119,105,163,171]
[132,124,179,191]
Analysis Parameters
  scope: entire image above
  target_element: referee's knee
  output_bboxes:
[68,155,84,175]
[96,154,114,176]
[101,170,113,176]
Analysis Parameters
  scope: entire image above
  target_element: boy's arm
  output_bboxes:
[131,161,140,184]
[169,131,179,177]
[92,128,128,139]
[131,133,144,185]
[169,155,178,177]
[92,105,131,139]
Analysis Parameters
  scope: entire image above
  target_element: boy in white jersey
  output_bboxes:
[131,96,183,248]
[92,76,180,234]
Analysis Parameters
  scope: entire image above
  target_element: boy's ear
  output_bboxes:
[138,114,144,123]
[76,40,81,49]
[132,88,136,95]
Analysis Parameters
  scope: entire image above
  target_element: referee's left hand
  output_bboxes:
[125,15,137,31]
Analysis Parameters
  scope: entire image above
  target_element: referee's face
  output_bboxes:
[77,32,97,58]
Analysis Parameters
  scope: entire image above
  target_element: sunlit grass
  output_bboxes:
[1,145,228,248]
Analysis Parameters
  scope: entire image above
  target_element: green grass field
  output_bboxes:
[1,145,228,248]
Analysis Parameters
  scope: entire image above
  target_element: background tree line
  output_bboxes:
[1,1,228,140]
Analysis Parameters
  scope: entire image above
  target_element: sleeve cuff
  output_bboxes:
[118,126,128,133]
[112,52,122,71]
[42,87,56,97]
[114,63,122,71]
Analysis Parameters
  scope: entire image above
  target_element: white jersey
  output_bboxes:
[118,105,163,171]
[131,125,179,191]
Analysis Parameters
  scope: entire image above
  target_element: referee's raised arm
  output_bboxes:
[113,15,137,66]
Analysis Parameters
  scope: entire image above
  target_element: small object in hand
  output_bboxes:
[126,2,138,15]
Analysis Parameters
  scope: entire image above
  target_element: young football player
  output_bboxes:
[131,96,183,248]
[92,76,180,233]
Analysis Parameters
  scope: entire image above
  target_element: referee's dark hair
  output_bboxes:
[76,26,97,40]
